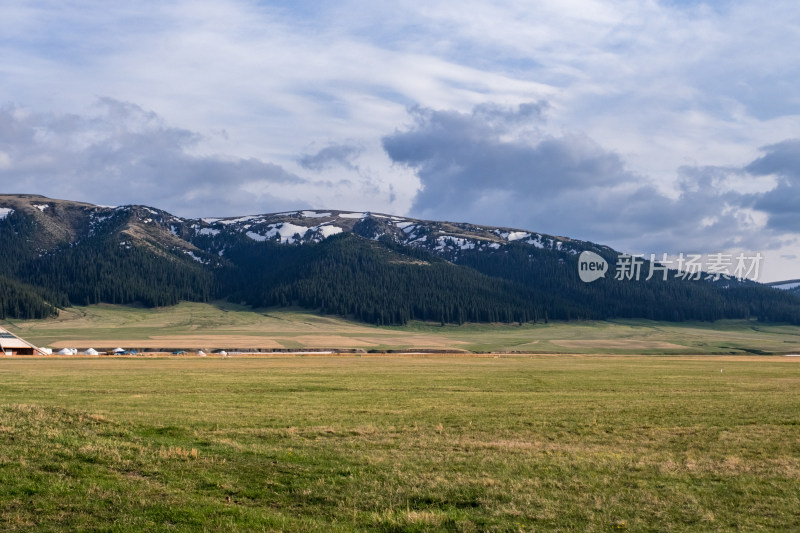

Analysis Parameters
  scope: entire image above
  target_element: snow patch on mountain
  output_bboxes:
[184,251,205,263]
[507,231,530,241]
[434,236,476,251]
[0,208,14,219]
[204,215,262,225]
[245,231,267,242]
[316,225,343,238]
[244,222,343,244]
[267,222,310,243]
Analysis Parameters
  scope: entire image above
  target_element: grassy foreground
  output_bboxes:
[1,356,799,531]
[5,301,800,354]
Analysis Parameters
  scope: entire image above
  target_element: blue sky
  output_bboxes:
[1,0,799,280]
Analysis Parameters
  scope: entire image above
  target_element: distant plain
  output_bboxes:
[5,301,800,355]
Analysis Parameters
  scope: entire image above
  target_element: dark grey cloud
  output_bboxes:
[384,102,619,190]
[746,139,800,177]
[0,99,308,217]
[383,102,794,253]
[745,140,800,232]
[299,143,363,171]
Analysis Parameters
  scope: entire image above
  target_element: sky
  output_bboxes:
[1,0,799,281]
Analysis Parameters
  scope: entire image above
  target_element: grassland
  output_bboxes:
[1,356,799,531]
[5,301,800,354]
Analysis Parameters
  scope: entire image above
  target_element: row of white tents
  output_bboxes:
[51,347,220,356]
[56,348,100,355]
[54,347,138,355]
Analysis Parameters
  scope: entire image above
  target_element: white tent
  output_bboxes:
[219,350,228,356]
[112,347,125,353]
[57,348,72,355]
[197,350,206,356]
[85,348,99,355]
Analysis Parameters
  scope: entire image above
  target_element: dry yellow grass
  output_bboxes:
[551,339,686,349]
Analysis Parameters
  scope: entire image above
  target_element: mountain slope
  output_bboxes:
[0,196,213,312]
[1,194,799,325]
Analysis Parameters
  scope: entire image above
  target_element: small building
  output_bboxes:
[0,327,42,356]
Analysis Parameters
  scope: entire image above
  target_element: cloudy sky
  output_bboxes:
[1,0,799,280]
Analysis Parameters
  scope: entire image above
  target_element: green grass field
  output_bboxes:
[5,301,800,354]
[3,305,800,530]
[1,356,799,531]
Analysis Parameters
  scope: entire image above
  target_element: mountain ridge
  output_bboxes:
[0,194,609,259]
[1,194,799,325]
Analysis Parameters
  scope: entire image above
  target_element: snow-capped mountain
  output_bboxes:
[0,194,613,265]
[1,194,798,326]
[178,209,613,262]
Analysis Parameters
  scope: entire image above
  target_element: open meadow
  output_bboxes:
[1,355,799,531]
[3,305,800,530]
